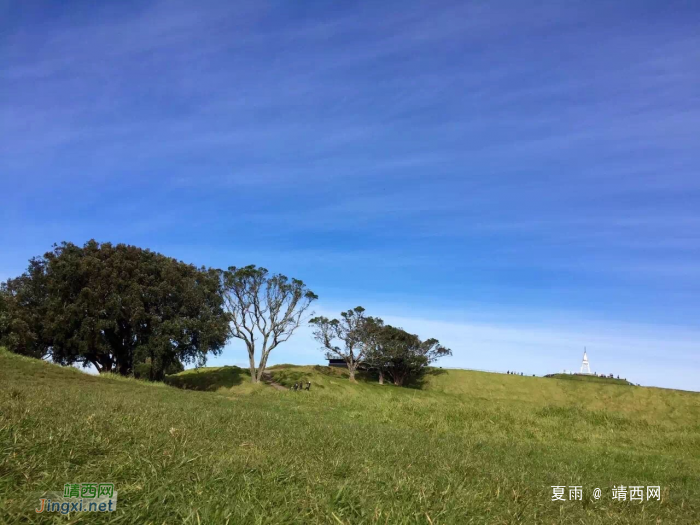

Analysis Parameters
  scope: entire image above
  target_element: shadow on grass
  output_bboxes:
[164,366,247,391]
[356,367,448,389]
[404,368,448,389]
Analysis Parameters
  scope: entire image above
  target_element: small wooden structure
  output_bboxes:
[327,358,369,370]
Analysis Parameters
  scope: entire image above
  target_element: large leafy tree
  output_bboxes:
[310,306,377,381]
[1,240,229,376]
[221,265,317,383]
[0,285,9,349]
[0,258,52,359]
[366,325,452,386]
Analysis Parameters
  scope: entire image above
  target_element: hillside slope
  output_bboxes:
[171,364,699,425]
[1,350,699,524]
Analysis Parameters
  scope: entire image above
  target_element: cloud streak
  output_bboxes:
[2,0,700,389]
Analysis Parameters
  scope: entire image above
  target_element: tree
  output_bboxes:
[221,265,317,383]
[0,258,52,359]
[0,285,9,348]
[2,240,229,375]
[361,316,387,384]
[309,306,377,381]
[366,325,452,386]
[134,357,185,381]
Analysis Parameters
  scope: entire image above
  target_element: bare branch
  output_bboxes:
[309,307,372,381]
[221,266,317,382]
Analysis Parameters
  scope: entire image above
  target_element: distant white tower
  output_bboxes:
[580,348,591,374]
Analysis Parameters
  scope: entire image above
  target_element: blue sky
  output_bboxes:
[2,1,699,391]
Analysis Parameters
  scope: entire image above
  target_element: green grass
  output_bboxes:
[546,374,634,386]
[164,365,250,391]
[1,348,699,524]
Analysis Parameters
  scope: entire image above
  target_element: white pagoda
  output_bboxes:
[580,349,591,374]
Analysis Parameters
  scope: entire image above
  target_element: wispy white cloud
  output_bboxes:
[3,1,700,389]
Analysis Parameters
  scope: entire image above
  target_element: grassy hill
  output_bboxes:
[545,373,634,386]
[1,349,699,524]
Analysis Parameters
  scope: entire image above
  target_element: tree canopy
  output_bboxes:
[310,306,377,381]
[0,257,52,359]
[221,265,317,383]
[0,240,229,376]
[366,324,452,386]
[1,241,454,388]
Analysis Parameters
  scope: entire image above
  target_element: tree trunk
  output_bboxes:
[119,361,131,377]
[378,370,384,385]
[95,355,114,374]
[256,351,271,383]
[348,365,356,382]
[148,349,155,381]
[389,369,406,386]
[247,348,257,383]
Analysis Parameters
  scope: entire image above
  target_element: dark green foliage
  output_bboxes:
[1,240,229,375]
[366,324,452,386]
[165,359,186,375]
[0,258,52,359]
[134,357,185,381]
[0,287,9,349]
